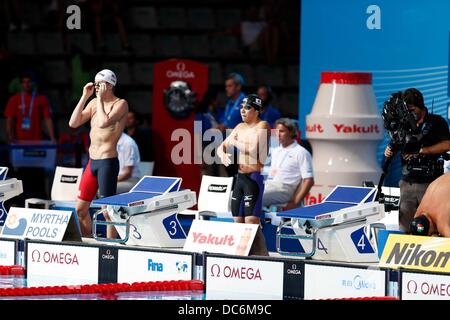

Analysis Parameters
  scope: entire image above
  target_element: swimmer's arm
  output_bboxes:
[96,100,128,128]
[229,122,271,158]
[69,98,94,128]
[258,121,271,162]
[217,125,242,166]
[219,124,242,151]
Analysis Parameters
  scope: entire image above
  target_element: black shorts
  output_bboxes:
[231,172,264,217]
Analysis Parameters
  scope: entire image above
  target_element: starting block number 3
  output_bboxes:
[162,214,186,239]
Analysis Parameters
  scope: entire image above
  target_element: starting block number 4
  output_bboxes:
[317,238,328,254]
[351,227,375,254]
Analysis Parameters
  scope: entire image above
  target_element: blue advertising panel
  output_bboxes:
[300,0,450,184]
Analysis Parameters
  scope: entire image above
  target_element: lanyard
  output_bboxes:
[21,91,36,118]
[225,93,244,120]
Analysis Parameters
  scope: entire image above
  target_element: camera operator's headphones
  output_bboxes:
[410,215,430,236]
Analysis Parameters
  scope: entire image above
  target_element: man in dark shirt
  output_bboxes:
[384,88,450,232]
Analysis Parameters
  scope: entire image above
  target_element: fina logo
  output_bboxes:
[176,261,189,273]
[2,212,27,236]
[148,258,164,272]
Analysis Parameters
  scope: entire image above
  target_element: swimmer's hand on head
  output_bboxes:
[96,82,107,100]
[82,82,95,98]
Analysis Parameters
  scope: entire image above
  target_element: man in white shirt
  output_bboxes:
[263,118,314,210]
[117,132,142,194]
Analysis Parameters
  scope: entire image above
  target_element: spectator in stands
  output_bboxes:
[87,0,131,53]
[217,73,246,131]
[263,118,314,210]
[4,72,56,143]
[224,4,280,64]
[216,73,246,177]
[3,0,29,31]
[125,110,153,161]
[117,132,141,194]
[257,85,281,128]
[260,0,281,64]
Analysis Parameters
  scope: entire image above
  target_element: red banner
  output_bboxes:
[152,59,208,196]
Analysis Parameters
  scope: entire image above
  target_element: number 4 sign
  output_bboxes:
[351,227,375,254]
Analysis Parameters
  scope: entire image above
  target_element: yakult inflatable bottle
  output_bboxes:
[305,72,383,205]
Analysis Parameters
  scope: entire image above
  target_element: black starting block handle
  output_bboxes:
[276,220,317,257]
[92,208,130,243]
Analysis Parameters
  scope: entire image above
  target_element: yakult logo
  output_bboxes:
[334,124,380,134]
[166,62,195,79]
[304,193,325,205]
[406,280,450,297]
[31,249,79,265]
[306,124,324,133]
[210,264,262,281]
[192,232,235,246]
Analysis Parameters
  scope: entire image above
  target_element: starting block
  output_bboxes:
[276,185,385,262]
[92,176,196,247]
[0,167,23,226]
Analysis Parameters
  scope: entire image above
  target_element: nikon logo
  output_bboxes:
[386,243,450,269]
[60,175,78,184]
[208,184,227,193]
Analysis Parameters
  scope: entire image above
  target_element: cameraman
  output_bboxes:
[384,88,450,233]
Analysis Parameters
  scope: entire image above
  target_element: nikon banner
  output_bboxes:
[380,234,450,273]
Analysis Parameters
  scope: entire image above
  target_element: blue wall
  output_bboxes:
[300,0,450,185]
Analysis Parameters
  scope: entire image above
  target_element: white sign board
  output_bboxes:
[304,264,386,300]
[402,272,450,300]
[27,242,99,286]
[205,256,284,300]
[117,249,193,283]
[0,239,16,265]
[0,207,72,241]
[183,220,258,256]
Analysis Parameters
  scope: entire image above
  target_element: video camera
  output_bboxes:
[381,91,423,153]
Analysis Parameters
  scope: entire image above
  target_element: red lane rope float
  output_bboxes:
[0,265,25,276]
[0,278,204,297]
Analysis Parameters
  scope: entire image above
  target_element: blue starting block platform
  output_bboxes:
[92,176,196,248]
[276,185,385,262]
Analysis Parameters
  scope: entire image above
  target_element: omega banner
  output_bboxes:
[152,59,208,195]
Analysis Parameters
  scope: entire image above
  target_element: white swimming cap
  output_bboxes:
[95,69,117,86]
